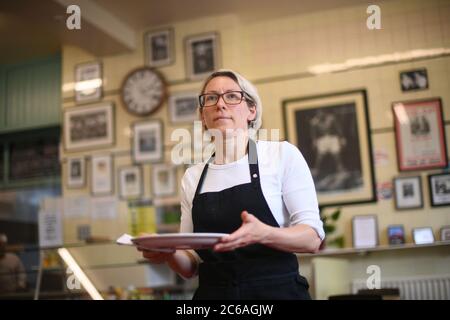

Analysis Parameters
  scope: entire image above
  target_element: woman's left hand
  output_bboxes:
[214,211,273,252]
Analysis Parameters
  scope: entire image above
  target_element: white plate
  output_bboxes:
[130,233,228,251]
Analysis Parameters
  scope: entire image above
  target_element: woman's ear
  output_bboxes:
[247,105,257,122]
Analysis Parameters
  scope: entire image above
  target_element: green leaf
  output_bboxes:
[324,225,335,234]
[331,208,341,221]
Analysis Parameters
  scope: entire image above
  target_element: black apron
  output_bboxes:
[192,139,311,300]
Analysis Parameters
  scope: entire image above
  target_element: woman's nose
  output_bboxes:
[215,95,227,109]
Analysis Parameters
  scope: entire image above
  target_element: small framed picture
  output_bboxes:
[151,164,177,197]
[63,102,115,152]
[75,61,102,104]
[400,68,428,92]
[91,154,113,196]
[428,173,450,207]
[352,215,378,249]
[387,225,405,245]
[67,157,86,188]
[393,176,423,210]
[168,91,199,123]
[145,28,174,67]
[392,98,447,171]
[440,226,450,241]
[132,120,164,164]
[412,227,434,245]
[118,166,143,200]
[185,32,221,81]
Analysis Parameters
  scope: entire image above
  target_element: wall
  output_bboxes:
[60,0,450,252]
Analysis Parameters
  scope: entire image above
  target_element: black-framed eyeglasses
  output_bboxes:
[199,91,249,108]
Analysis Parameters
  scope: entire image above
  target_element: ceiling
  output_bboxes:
[0,0,369,65]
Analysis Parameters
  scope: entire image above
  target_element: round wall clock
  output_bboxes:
[121,67,167,116]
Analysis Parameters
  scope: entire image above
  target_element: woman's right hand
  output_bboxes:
[138,247,176,264]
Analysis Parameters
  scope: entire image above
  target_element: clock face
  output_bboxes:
[121,67,166,116]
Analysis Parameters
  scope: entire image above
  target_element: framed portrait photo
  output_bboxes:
[151,164,177,197]
[393,98,447,171]
[132,120,164,163]
[352,215,378,249]
[91,154,113,196]
[393,176,423,210]
[118,166,143,200]
[185,32,221,81]
[75,61,102,104]
[63,102,115,152]
[428,173,450,207]
[412,227,434,245]
[283,89,376,208]
[387,225,405,245]
[145,28,174,67]
[440,226,450,241]
[400,68,428,92]
[168,91,199,123]
[67,157,86,189]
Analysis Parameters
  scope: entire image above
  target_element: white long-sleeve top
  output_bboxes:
[180,140,325,241]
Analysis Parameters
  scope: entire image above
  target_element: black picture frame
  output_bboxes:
[393,176,423,210]
[283,89,376,208]
[428,172,450,207]
[185,32,221,81]
[144,28,175,68]
[400,68,428,92]
[131,119,164,164]
[168,91,199,124]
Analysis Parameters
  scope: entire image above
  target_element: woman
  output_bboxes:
[140,69,324,300]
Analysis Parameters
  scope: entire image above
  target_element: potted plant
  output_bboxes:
[320,207,344,249]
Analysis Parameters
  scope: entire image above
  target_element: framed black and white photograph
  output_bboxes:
[393,98,447,171]
[400,68,428,92]
[352,215,378,249]
[118,166,143,200]
[168,91,199,123]
[283,89,376,208]
[151,164,177,197]
[428,173,450,207]
[67,157,85,188]
[91,154,113,196]
[132,120,164,163]
[185,32,220,80]
[440,226,450,241]
[63,102,115,152]
[387,225,405,245]
[144,28,174,67]
[75,61,102,103]
[393,176,423,210]
[412,227,435,245]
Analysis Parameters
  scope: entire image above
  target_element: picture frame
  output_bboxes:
[168,91,199,123]
[63,102,115,152]
[283,89,376,208]
[412,227,435,245]
[185,32,221,81]
[387,225,405,245]
[144,28,174,67]
[428,173,450,207]
[132,120,164,163]
[392,98,447,171]
[74,61,102,104]
[67,157,86,189]
[352,215,378,249]
[393,176,423,210]
[151,164,177,197]
[400,68,428,92]
[440,226,450,241]
[118,166,143,200]
[91,154,113,196]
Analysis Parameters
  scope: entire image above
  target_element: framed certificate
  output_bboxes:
[352,215,378,249]
[91,154,113,196]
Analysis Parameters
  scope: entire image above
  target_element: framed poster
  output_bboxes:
[412,227,434,245]
[428,173,450,207]
[145,28,174,67]
[185,32,220,80]
[63,102,115,152]
[118,166,143,200]
[399,68,428,92]
[352,215,378,249]
[387,225,405,245]
[91,154,113,196]
[168,91,199,123]
[393,176,423,210]
[392,98,447,171]
[132,120,164,163]
[283,89,376,208]
[75,61,102,103]
[151,164,177,197]
[67,157,86,189]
